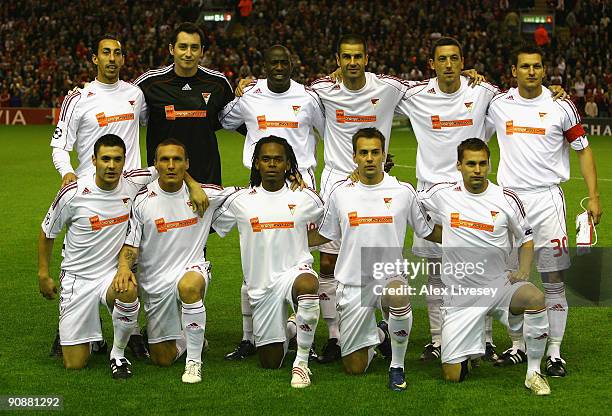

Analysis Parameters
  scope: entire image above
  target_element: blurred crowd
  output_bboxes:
[1,0,610,117]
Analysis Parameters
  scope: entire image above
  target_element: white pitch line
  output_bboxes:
[394,164,612,182]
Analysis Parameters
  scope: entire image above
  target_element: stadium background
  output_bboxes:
[1,0,611,414]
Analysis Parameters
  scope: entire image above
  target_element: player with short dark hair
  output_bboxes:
[213,136,323,388]
[419,138,551,395]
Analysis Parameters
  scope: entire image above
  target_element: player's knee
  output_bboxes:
[116,283,138,303]
[178,275,205,303]
[384,281,410,309]
[513,283,545,312]
[294,273,319,296]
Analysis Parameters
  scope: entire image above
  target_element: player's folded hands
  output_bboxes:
[113,268,137,293]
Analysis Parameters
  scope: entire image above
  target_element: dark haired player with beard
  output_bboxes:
[212,136,323,388]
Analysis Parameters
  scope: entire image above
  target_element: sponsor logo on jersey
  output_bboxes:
[202,92,211,104]
[256,115,299,130]
[292,105,301,115]
[182,83,192,91]
[371,98,379,107]
[336,110,376,124]
[288,204,296,215]
[249,188,257,194]
[505,121,545,135]
[431,115,473,129]
[450,213,494,232]
[490,211,499,222]
[254,88,262,94]
[453,186,462,191]
[332,84,341,90]
[89,214,129,231]
[464,102,473,112]
[87,91,95,97]
[348,211,393,227]
[427,88,436,94]
[249,217,295,232]
[82,187,91,195]
[506,95,514,100]
[164,105,206,120]
[155,217,198,233]
[149,191,157,198]
[96,112,135,127]
[384,197,392,209]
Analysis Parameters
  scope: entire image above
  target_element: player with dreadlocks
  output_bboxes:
[213,136,324,388]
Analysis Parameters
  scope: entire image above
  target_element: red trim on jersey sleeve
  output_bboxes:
[564,124,586,143]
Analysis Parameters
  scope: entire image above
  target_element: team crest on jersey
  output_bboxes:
[186,200,193,208]
[129,100,135,106]
[202,93,211,104]
[82,187,91,195]
[149,191,157,198]
[87,91,95,97]
[384,197,392,209]
[254,88,262,94]
[288,204,296,215]
[427,88,436,94]
[371,98,379,107]
[122,198,130,206]
[539,112,547,121]
[491,211,499,221]
[464,102,473,112]
[292,105,301,115]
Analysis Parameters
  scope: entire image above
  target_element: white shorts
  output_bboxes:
[142,262,211,344]
[441,279,529,364]
[59,270,114,346]
[251,264,318,347]
[514,186,570,272]
[318,166,349,254]
[412,181,442,259]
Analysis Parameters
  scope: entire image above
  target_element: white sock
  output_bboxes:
[175,333,187,361]
[426,274,442,345]
[111,299,140,360]
[508,313,526,352]
[241,283,254,343]
[485,315,493,344]
[294,294,320,366]
[365,347,376,371]
[543,282,567,359]
[286,318,297,341]
[319,274,340,340]
[523,307,549,378]
[388,304,413,370]
[182,300,206,364]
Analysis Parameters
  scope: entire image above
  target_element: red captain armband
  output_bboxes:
[564,124,586,143]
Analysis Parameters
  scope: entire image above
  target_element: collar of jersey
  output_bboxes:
[89,173,121,194]
[357,172,387,189]
[155,181,186,196]
[433,76,466,97]
[512,87,547,104]
[93,78,120,91]
[257,184,289,195]
[461,179,492,197]
[341,72,370,94]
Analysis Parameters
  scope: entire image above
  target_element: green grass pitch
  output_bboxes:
[1,125,610,415]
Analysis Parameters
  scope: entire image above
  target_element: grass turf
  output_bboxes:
[0,125,610,415]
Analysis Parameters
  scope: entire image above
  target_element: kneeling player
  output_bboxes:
[213,136,322,388]
[38,135,160,377]
[116,139,233,383]
[419,138,551,395]
[308,128,441,391]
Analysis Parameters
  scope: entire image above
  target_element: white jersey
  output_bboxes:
[41,167,157,280]
[319,174,433,286]
[396,76,498,183]
[51,79,148,177]
[219,79,325,171]
[419,181,533,287]
[212,185,324,300]
[486,87,588,190]
[310,72,415,173]
[125,181,234,296]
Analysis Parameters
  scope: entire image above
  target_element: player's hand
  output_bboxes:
[329,67,343,83]
[235,77,255,97]
[508,269,529,283]
[289,171,306,191]
[61,172,77,187]
[188,185,209,217]
[587,196,602,225]
[113,268,137,293]
[462,69,484,87]
[349,168,360,183]
[384,153,395,173]
[39,276,57,300]
[549,85,568,101]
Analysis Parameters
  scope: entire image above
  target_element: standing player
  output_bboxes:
[219,44,324,359]
[116,139,234,383]
[38,135,157,377]
[419,138,551,395]
[134,22,236,185]
[212,136,322,388]
[51,34,146,185]
[220,45,324,189]
[309,128,441,391]
[486,45,602,376]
